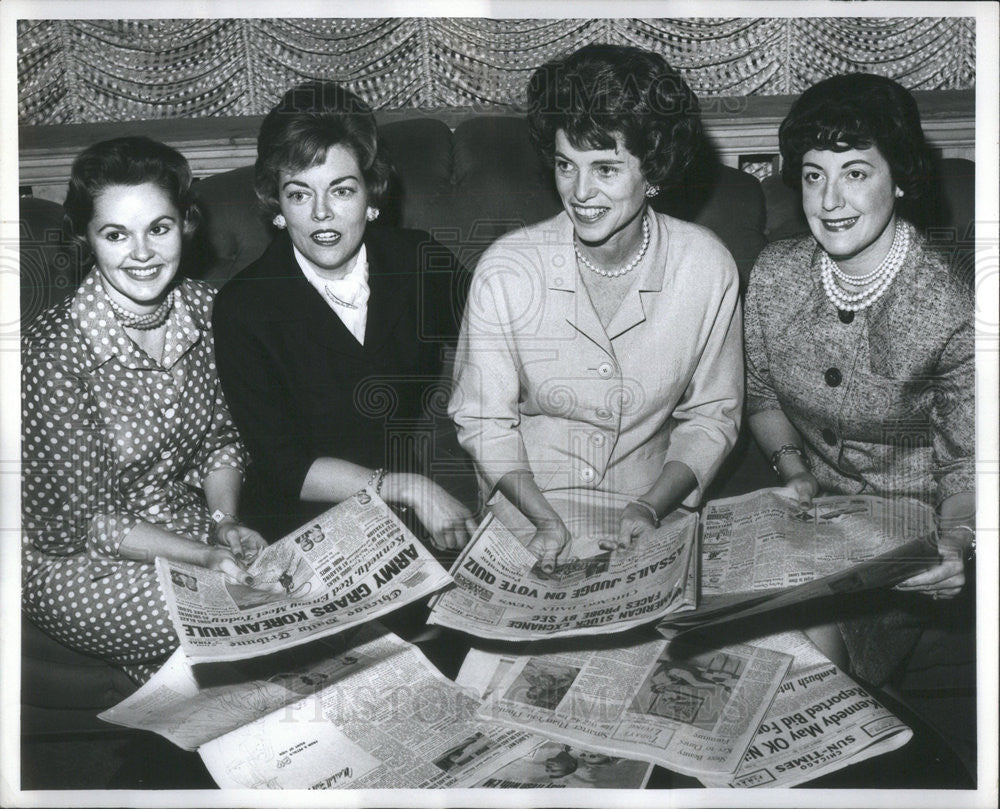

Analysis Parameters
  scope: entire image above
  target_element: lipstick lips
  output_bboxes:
[122,264,163,279]
[820,216,860,232]
[311,229,342,246]
[571,204,609,224]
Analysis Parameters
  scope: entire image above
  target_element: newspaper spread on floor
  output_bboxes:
[427,490,698,640]
[658,490,939,634]
[155,489,452,662]
[99,623,536,788]
[456,648,654,788]
[698,630,912,787]
[473,631,791,777]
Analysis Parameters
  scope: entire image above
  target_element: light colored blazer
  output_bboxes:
[449,210,743,510]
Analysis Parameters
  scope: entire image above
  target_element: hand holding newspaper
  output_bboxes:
[427,490,698,640]
[156,490,452,662]
[658,490,940,636]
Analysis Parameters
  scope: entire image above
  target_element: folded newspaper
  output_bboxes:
[473,630,792,777]
[459,628,912,786]
[155,490,452,662]
[657,490,940,637]
[427,490,699,640]
[99,623,538,788]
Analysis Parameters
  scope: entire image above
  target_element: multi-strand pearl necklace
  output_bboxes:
[819,222,909,313]
[574,214,650,278]
[103,282,176,330]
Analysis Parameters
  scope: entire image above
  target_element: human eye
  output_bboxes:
[332,185,356,198]
[596,165,619,179]
[285,189,308,203]
[554,159,574,175]
[103,229,127,242]
[150,223,172,236]
[846,169,868,181]
[801,170,823,184]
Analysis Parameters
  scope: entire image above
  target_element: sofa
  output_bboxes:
[17,112,976,740]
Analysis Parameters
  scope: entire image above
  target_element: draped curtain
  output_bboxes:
[17,17,975,125]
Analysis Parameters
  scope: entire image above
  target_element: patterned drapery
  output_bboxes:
[17,17,975,125]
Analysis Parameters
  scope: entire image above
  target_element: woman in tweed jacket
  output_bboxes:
[744,74,975,685]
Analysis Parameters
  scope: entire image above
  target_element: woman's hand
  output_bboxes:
[386,473,478,551]
[894,528,968,599]
[527,518,572,575]
[778,471,820,509]
[601,502,657,552]
[200,545,255,586]
[214,520,268,564]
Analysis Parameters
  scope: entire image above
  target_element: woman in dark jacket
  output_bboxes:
[213,81,476,548]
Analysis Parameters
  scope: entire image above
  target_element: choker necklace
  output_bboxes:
[575,214,650,278]
[819,222,909,313]
[101,280,175,330]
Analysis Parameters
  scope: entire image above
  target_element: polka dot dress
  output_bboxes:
[21,271,246,684]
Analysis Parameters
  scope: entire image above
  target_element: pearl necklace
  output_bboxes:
[819,222,909,313]
[574,215,650,278]
[102,280,175,330]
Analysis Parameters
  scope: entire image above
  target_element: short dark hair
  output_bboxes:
[255,81,392,220]
[779,73,934,205]
[526,44,702,189]
[64,136,200,251]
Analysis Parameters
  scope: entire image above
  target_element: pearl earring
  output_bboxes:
[272,214,286,229]
[366,207,380,222]
[644,185,660,199]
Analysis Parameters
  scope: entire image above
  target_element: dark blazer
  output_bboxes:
[212,226,471,538]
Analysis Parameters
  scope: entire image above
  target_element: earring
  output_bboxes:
[895,189,904,198]
[644,185,660,199]
[272,214,286,229]
[366,207,380,222]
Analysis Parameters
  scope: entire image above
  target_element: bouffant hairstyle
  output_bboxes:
[526,44,702,189]
[254,81,392,221]
[64,136,200,252]
[779,73,934,206]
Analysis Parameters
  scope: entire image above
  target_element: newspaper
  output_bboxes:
[698,631,912,787]
[473,632,791,777]
[658,490,940,635]
[99,624,537,788]
[155,490,451,662]
[427,490,698,640]
[456,648,654,788]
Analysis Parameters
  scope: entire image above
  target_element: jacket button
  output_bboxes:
[580,467,595,482]
[595,407,612,420]
[590,432,606,447]
[821,428,837,445]
[824,368,842,387]
[597,362,615,378]
[838,310,854,324]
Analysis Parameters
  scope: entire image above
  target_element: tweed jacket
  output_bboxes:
[744,225,974,506]
[212,227,468,535]
[449,210,743,510]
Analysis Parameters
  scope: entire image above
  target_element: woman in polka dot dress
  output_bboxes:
[21,137,266,683]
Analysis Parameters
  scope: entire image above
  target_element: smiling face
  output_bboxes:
[553,129,647,256]
[278,144,370,278]
[87,182,186,314]
[801,146,901,274]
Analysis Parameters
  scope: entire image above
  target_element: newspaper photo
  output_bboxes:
[698,631,913,787]
[456,648,655,788]
[99,623,537,789]
[428,490,698,640]
[475,632,791,777]
[155,490,452,662]
[658,490,939,635]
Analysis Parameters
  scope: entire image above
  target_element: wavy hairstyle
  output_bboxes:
[526,44,702,189]
[64,136,200,254]
[254,81,392,222]
[779,73,934,208]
